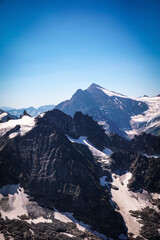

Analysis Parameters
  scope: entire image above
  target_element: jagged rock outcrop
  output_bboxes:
[129,154,160,193]
[41,109,133,153]
[109,152,136,174]
[38,109,79,138]
[130,207,160,240]
[20,110,31,118]
[110,151,160,193]
[1,108,160,239]
[0,110,127,239]
[131,132,160,154]
[107,132,131,152]
[0,217,101,240]
[73,111,110,151]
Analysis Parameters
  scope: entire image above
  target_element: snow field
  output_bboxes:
[0,115,35,138]
[110,172,160,237]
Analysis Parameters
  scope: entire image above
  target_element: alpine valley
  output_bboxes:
[0,84,160,240]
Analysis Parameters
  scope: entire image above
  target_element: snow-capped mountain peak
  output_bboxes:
[88,83,129,99]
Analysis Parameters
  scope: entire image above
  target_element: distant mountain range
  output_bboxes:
[56,83,160,138]
[0,105,55,117]
[1,83,160,139]
[0,83,160,239]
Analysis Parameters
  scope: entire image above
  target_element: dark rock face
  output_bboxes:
[0,111,126,238]
[0,217,101,240]
[131,132,160,154]
[56,83,148,138]
[39,109,131,153]
[107,132,131,153]
[130,207,160,240]
[110,151,160,193]
[1,108,160,239]
[73,111,110,151]
[129,155,160,193]
[56,89,99,118]
[39,109,79,139]
[20,110,31,118]
[110,152,135,174]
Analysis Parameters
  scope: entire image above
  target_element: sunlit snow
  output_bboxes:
[126,96,160,138]
[0,233,5,240]
[61,233,76,238]
[66,135,111,163]
[0,185,52,224]
[54,210,108,239]
[97,86,129,99]
[0,185,29,220]
[111,172,160,237]
[0,184,107,239]
[0,115,35,138]
[0,112,8,121]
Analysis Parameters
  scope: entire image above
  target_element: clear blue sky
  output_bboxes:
[0,0,160,108]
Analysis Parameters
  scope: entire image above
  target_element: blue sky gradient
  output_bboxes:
[0,0,160,108]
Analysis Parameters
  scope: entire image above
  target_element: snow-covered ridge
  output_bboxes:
[97,86,129,99]
[0,112,8,121]
[0,115,35,138]
[66,135,112,163]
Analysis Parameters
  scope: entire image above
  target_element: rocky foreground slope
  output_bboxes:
[0,110,127,239]
[0,109,160,240]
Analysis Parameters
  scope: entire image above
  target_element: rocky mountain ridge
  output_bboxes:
[56,83,160,139]
[1,105,55,118]
[0,108,160,239]
[0,110,127,239]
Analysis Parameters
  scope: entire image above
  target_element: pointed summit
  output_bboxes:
[56,83,148,138]
[87,83,129,99]
[87,83,102,91]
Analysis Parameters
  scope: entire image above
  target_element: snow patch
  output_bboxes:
[54,210,72,223]
[39,112,45,118]
[26,217,52,224]
[0,186,29,219]
[61,233,75,238]
[0,115,35,138]
[9,132,20,139]
[56,211,107,239]
[0,112,8,121]
[143,154,160,159]
[29,229,34,235]
[0,185,53,224]
[66,135,111,164]
[0,233,5,240]
[97,86,129,99]
[111,172,160,237]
